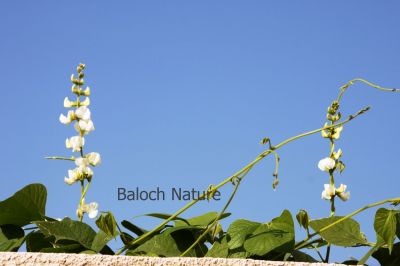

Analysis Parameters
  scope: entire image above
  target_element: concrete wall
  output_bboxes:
[0,252,346,266]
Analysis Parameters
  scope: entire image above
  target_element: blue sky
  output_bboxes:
[0,1,399,264]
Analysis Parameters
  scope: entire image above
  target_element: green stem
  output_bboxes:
[180,173,243,257]
[114,111,368,255]
[325,244,331,263]
[23,226,38,231]
[330,197,335,217]
[45,156,75,161]
[337,78,400,103]
[312,244,325,261]
[295,197,400,250]
[80,181,91,203]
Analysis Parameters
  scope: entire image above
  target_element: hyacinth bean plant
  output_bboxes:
[0,64,400,265]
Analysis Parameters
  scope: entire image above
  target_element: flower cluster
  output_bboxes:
[318,101,350,214]
[57,63,101,220]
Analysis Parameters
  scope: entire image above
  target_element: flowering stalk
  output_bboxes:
[47,63,101,221]
[316,78,399,262]
[319,100,349,216]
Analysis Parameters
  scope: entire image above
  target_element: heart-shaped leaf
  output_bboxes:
[243,210,295,256]
[309,216,367,247]
[226,219,260,249]
[374,208,397,253]
[0,184,47,226]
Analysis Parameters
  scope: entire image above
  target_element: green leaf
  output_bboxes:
[133,227,207,257]
[121,220,148,236]
[309,216,367,247]
[372,242,400,266]
[34,217,96,250]
[0,183,47,226]
[0,225,25,251]
[226,219,260,249]
[206,236,229,258]
[374,208,397,253]
[175,212,231,227]
[80,250,97,254]
[126,250,159,257]
[25,231,53,252]
[96,212,118,238]
[341,260,360,265]
[137,213,189,224]
[40,243,84,253]
[91,230,112,253]
[120,232,134,246]
[243,210,295,256]
[291,250,318,262]
[228,249,251,259]
[132,230,187,257]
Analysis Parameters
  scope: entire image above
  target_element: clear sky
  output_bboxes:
[0,1,399,264]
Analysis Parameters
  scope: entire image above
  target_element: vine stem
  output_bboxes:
[180,170,245,257]
[294,197,400,251]
[114,110,368,255]
[337,78,400,103]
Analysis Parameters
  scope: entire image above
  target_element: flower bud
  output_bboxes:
[80,97,90,106]
[83,87,90,96]
[64,97,74,108]
[333,149,343,160]
[332,125,343,139]
[296,209,310,230]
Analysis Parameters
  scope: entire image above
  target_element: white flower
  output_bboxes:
[336,184,350,201]
[75,106,91,121]
[59,114,69,124]
[64,164,93,185]
[81,201,99,219]
[74,158,94,177]
[321,184,335,200]
[74,120,95,134]
[64,168,81,185]
[64,97,74,108]
[318,157,336,172]
[66,136,85,152]
[80,97,90,107]
[87,152,101,166]
[75,157,89,167]
[59,110,76,125]
[82,166,93,177]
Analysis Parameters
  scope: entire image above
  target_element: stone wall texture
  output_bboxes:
[0,252,346,266]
